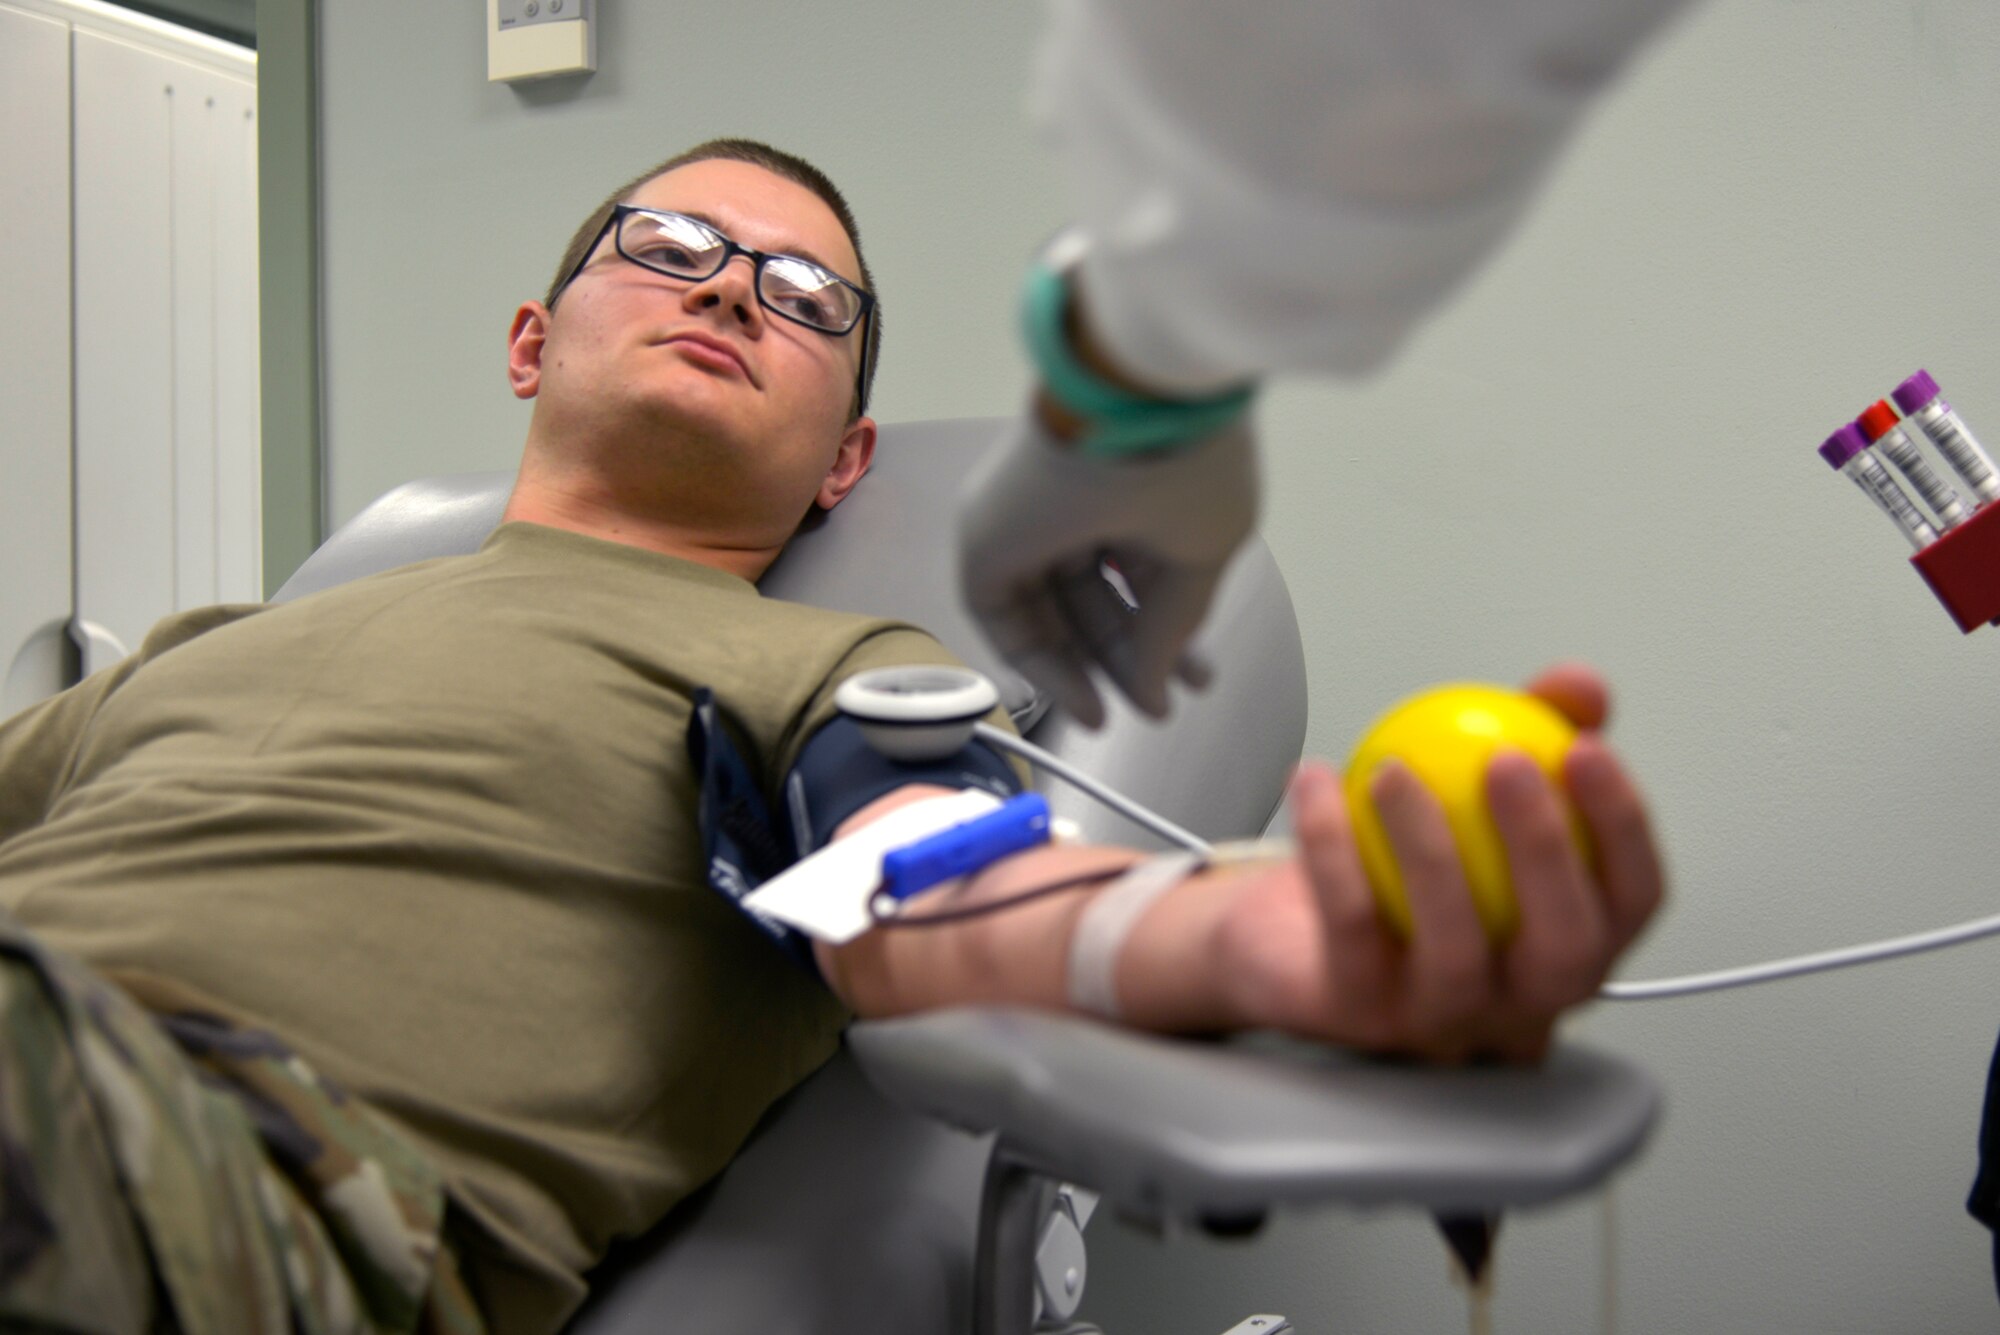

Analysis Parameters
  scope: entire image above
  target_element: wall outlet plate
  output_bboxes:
[488,0,594,83]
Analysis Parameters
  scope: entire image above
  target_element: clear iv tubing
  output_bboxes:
[972,721,1214,856]
[1596,911,2000,1001]
[1596,626,2000,999]
[978,714,2000,1002]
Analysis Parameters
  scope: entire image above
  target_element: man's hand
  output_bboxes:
[1214,664,1663,1062]
[956,411,1258,729]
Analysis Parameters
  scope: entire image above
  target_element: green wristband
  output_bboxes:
[1021,259,1254,458]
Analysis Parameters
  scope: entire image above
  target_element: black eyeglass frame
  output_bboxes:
[552,203,876,415]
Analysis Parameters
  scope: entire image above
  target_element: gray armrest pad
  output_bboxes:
[849,1009,1660,1217]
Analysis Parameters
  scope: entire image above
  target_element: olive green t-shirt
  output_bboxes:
[0,522,975,1332]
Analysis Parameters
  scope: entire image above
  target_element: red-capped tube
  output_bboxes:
[1857,398,1972,529]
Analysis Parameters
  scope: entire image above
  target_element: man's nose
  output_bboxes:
[684,256,762,329]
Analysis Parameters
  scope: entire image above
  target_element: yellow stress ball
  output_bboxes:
[1343,683,1584,943]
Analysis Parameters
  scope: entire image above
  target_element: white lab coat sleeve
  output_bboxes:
[1030,0,1693,394]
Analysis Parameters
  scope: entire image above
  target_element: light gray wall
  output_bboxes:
[319,2,2000,1331]
[317,1,1065,528]
[256,0,322,595]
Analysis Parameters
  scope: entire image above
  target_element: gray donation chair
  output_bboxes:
[276,418,1660,1335]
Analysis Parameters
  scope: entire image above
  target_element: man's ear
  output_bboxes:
[815,416,877,510]
[508,302,551,399]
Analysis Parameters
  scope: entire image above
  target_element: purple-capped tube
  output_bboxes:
[1819,422,1938,551]
[1893,370,2000,505]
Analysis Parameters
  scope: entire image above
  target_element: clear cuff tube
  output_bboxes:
[973,722,1212,855]
[1857,399,1971,529]
[1893,369,2000,505]
[1819,422,1937,551]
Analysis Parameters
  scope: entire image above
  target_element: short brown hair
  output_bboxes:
[546,138,880,418]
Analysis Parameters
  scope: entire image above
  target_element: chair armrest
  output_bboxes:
[847,1008,1660,1221]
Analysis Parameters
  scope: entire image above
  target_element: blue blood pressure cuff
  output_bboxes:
[685,687,1024,975]
[687,690,810,970]
[777,713,1023,857]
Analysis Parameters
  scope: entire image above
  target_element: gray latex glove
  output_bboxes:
[957,411,1259,729]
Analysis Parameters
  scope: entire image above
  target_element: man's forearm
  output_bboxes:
[813,835,1255,1032]
[815,726,1663,1062]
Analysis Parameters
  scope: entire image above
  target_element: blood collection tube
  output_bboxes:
[1893,369,2000,505]
[1819,422,1937,550]
[1856,399,1972,529]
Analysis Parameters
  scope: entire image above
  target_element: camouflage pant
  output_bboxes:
[0,919,485,1335]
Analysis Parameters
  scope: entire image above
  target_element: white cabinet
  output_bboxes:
[1,0,260,703]
[0,5,77,716]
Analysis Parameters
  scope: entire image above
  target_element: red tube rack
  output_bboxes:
[1912,500,2000,632]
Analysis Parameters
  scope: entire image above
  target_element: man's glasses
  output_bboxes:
[553,204,875,413]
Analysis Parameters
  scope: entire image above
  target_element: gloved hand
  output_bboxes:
[957,409,1258,729]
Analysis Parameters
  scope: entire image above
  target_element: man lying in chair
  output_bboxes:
[0,139,1663,1334]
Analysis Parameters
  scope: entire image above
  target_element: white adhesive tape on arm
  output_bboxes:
[1066,850,1204,1019]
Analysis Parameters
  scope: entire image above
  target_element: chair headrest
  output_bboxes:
[761,420,1045,730]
